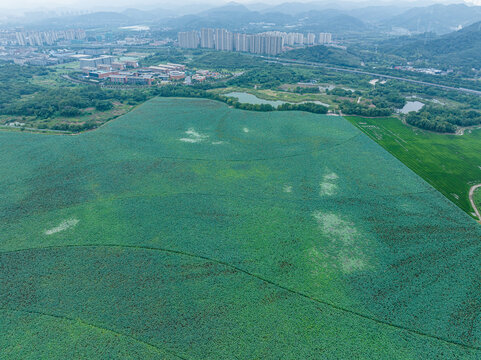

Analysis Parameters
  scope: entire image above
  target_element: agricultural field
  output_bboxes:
[1,98,481,359]
[346,116,481,216]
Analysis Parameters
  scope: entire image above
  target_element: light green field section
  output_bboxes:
[346,115,481,215]
[1,98,481,359]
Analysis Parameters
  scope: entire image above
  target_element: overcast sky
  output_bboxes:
[0,0,479,12]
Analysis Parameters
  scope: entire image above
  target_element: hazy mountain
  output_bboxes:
[121,8,176,21]
[385,4,481,34]
[33,11,133,29]
[381,21,481,68]
[297,10,369,33]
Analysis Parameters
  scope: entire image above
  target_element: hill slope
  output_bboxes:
[382,21,481,68]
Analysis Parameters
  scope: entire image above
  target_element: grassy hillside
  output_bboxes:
[1,98,481,359]
[346,116,481,215]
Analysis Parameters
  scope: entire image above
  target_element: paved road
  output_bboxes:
[257,56,481,96]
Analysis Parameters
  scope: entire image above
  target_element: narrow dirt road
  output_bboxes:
[469,184,481,223]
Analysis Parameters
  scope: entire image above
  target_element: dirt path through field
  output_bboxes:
[469,184,481,223]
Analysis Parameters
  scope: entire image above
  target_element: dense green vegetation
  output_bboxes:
[281,45,362,67]
[141,47,186,66]
[405,106,481,133]
[1,98,480,359]
[194,51,264,70]
[227,64,306,88]
[346,115,481,214]
[339,100,392,117]
[4,86,116,119]
[0,63,46,110]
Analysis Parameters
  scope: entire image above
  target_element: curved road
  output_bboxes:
[469,184,481,222]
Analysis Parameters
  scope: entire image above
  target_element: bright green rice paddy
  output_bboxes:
[1,98,481,359]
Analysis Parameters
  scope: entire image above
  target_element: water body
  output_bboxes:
[119,25,150,31]
[399,101,424,114]
[225,92,330,108]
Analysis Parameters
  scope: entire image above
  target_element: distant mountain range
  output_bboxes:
[13,2,481,36]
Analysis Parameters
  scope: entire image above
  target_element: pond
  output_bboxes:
[225,92,329,108]
[399,101,424,114]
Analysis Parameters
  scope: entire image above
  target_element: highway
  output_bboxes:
[257,55,481,96]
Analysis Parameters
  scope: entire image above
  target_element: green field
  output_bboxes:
[345,116,481,216]
[1,98,481,359]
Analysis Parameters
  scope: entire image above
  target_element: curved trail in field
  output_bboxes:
[2,244,480,352]
[469,184,481,222]
[0,307,189,360]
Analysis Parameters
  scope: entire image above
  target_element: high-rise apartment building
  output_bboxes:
[200,28,214,48]
[233,33,249,52]
[178,31,199,49]
[214,29,233,51]
[318,33,332,44]
[305,33,315,45]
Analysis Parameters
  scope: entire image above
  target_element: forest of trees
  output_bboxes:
[338,100,392,117]
[405,106,481,133]
[280,45,362,67]
[227,64,306,88]
[0,63,47,111]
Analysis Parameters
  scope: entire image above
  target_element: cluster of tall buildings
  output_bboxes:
[178,29,284,55]
[15,29,86,46]
[266,31,332,46]
[178,29,332,55]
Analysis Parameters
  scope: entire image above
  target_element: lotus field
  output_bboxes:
[1,98,480,359]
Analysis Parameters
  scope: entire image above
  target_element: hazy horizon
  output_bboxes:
[1,0,480,13]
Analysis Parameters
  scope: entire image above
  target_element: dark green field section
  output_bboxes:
[1,98,480,359]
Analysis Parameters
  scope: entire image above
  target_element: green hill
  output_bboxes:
[381,21,481,68]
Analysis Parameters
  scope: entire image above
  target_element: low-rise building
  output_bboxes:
[169,71,185,80]
[89,70,118,79]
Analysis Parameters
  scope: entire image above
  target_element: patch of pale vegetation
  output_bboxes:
[323,173,339,181]
[319,172,339,197]
[319,182,338,196]
[283,185,293,193]
[179,128,209,143]
[310,211,370,274]
[44,218,79,235]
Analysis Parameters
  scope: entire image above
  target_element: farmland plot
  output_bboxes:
[1,98,480,359]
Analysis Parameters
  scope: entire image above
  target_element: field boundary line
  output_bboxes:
[0,307,189,360]
[2,244,481,352]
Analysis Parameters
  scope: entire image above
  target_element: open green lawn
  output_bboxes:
[1,98,481,359]
[346,116,481,216]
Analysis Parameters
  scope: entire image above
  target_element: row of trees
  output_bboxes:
[338,101,392,117]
